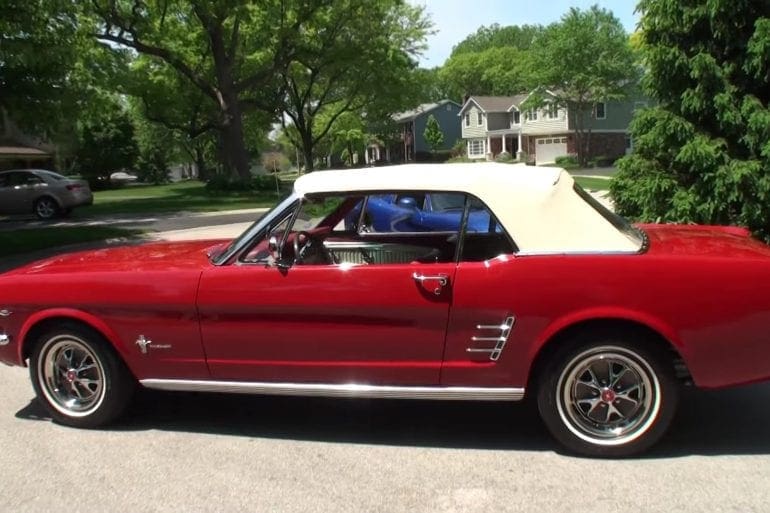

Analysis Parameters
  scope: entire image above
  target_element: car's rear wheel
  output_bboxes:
[30,323,135,428]
[537,333,678,457]
[34,196,59,219]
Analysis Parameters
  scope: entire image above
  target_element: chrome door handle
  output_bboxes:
[412,272,449,295]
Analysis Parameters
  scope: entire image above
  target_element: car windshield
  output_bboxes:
[211,192,297,263]
[572,183,645,247]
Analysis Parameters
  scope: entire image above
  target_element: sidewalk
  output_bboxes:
[149,222,253,241]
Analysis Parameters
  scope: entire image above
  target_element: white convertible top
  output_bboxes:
[293,163,640,253]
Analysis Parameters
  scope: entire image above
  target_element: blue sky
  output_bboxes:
[409,0,639,67]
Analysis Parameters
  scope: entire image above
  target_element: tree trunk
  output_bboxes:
[301,130,315,172]
[194,145,208,181]
[207,21,251,181]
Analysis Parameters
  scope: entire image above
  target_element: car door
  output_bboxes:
[438,202,524,387]
[197,193,460,386]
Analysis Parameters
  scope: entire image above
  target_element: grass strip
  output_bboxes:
[0,226,144,258]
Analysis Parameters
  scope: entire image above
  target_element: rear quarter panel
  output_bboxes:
[457,251,770,389]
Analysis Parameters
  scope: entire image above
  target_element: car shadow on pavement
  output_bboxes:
[17,391,555,452]
[14,382,770,457]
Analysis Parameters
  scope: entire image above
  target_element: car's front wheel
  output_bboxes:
[537,333,679,457]
[30,323,135,428]
[34,196,59,219]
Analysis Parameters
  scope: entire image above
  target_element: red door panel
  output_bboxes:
[197,263,455,385]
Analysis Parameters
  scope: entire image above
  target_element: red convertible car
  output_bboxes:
[1,163,769,457]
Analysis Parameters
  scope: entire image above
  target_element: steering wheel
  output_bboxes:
[293,231,313,263]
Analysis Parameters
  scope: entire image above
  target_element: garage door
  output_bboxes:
[535,137,568,165]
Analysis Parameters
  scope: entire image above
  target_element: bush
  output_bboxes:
[415,150,452,163]
[446,156,475,163]
[205,173,280,194]
[495,151,513,163]
[590,155,617,167]
[554,155,580,168]
[450,139,466,158]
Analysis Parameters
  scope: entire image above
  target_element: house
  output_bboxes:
[365,99,462,164]
[459,92,642,165]
[0,109,54,171]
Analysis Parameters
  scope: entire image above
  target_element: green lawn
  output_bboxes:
[574,176,611,191]
[74,180,284,217]
[0,226,144,258]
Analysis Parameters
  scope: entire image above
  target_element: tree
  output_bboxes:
[87,1,331,180]
[611,1,770,240]
[423,115,443,153]
[0,0,90,139]
[439,46,528,99]
[450,23,542,56]
[525,6,638,167]
[280,0,430,171]
[73,100,139,187]
[327,111,367,167]
[438,24,541,99]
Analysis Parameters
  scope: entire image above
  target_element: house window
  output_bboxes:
[525,108,538,121]
[468,139,486,157]
[464,114,470,127]
[477,112,483,125]
[595,102,606,119]
[512,111,520,125]
[546,104,559,119]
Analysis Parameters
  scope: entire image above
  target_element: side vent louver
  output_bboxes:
[466,316,516,361]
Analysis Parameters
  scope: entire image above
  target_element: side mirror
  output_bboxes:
[268,235,291,270]
[268,235,281,260]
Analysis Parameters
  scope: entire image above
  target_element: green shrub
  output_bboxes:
[446,156,475,163]
[450,139,466,158]
[205,174,279,194]
[554,155,580,168]
[495,151,513,163]
[590,155,617,167]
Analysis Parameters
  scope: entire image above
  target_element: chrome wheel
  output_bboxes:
[556,346,660,446]
[37,335,106,417]
[35,197,58,219]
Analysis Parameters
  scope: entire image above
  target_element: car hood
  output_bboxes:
[6,239,228,275]
[640,224,770,258]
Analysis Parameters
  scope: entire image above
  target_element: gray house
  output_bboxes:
[459,92,645,165]
[366,99,462,164]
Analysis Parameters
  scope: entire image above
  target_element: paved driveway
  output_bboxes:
[2,366,770,512]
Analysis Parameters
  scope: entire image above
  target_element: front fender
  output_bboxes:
[17,308,128,366]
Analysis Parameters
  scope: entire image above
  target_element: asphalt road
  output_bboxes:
[0,209,267,233]
[1,366,770,512]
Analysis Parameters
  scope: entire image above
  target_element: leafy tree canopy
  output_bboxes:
[280,0,430,171]
[611,0,770,240]
[439,46,528,99]
[450,23,543,56]
[0,0,85,136]
[524,5,637,166]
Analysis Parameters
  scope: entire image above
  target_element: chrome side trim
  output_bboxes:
[140,379,525,401]
[0,333,9,346]
[0,309,12,317]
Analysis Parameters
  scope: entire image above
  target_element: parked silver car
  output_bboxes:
[0,169,93,219]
